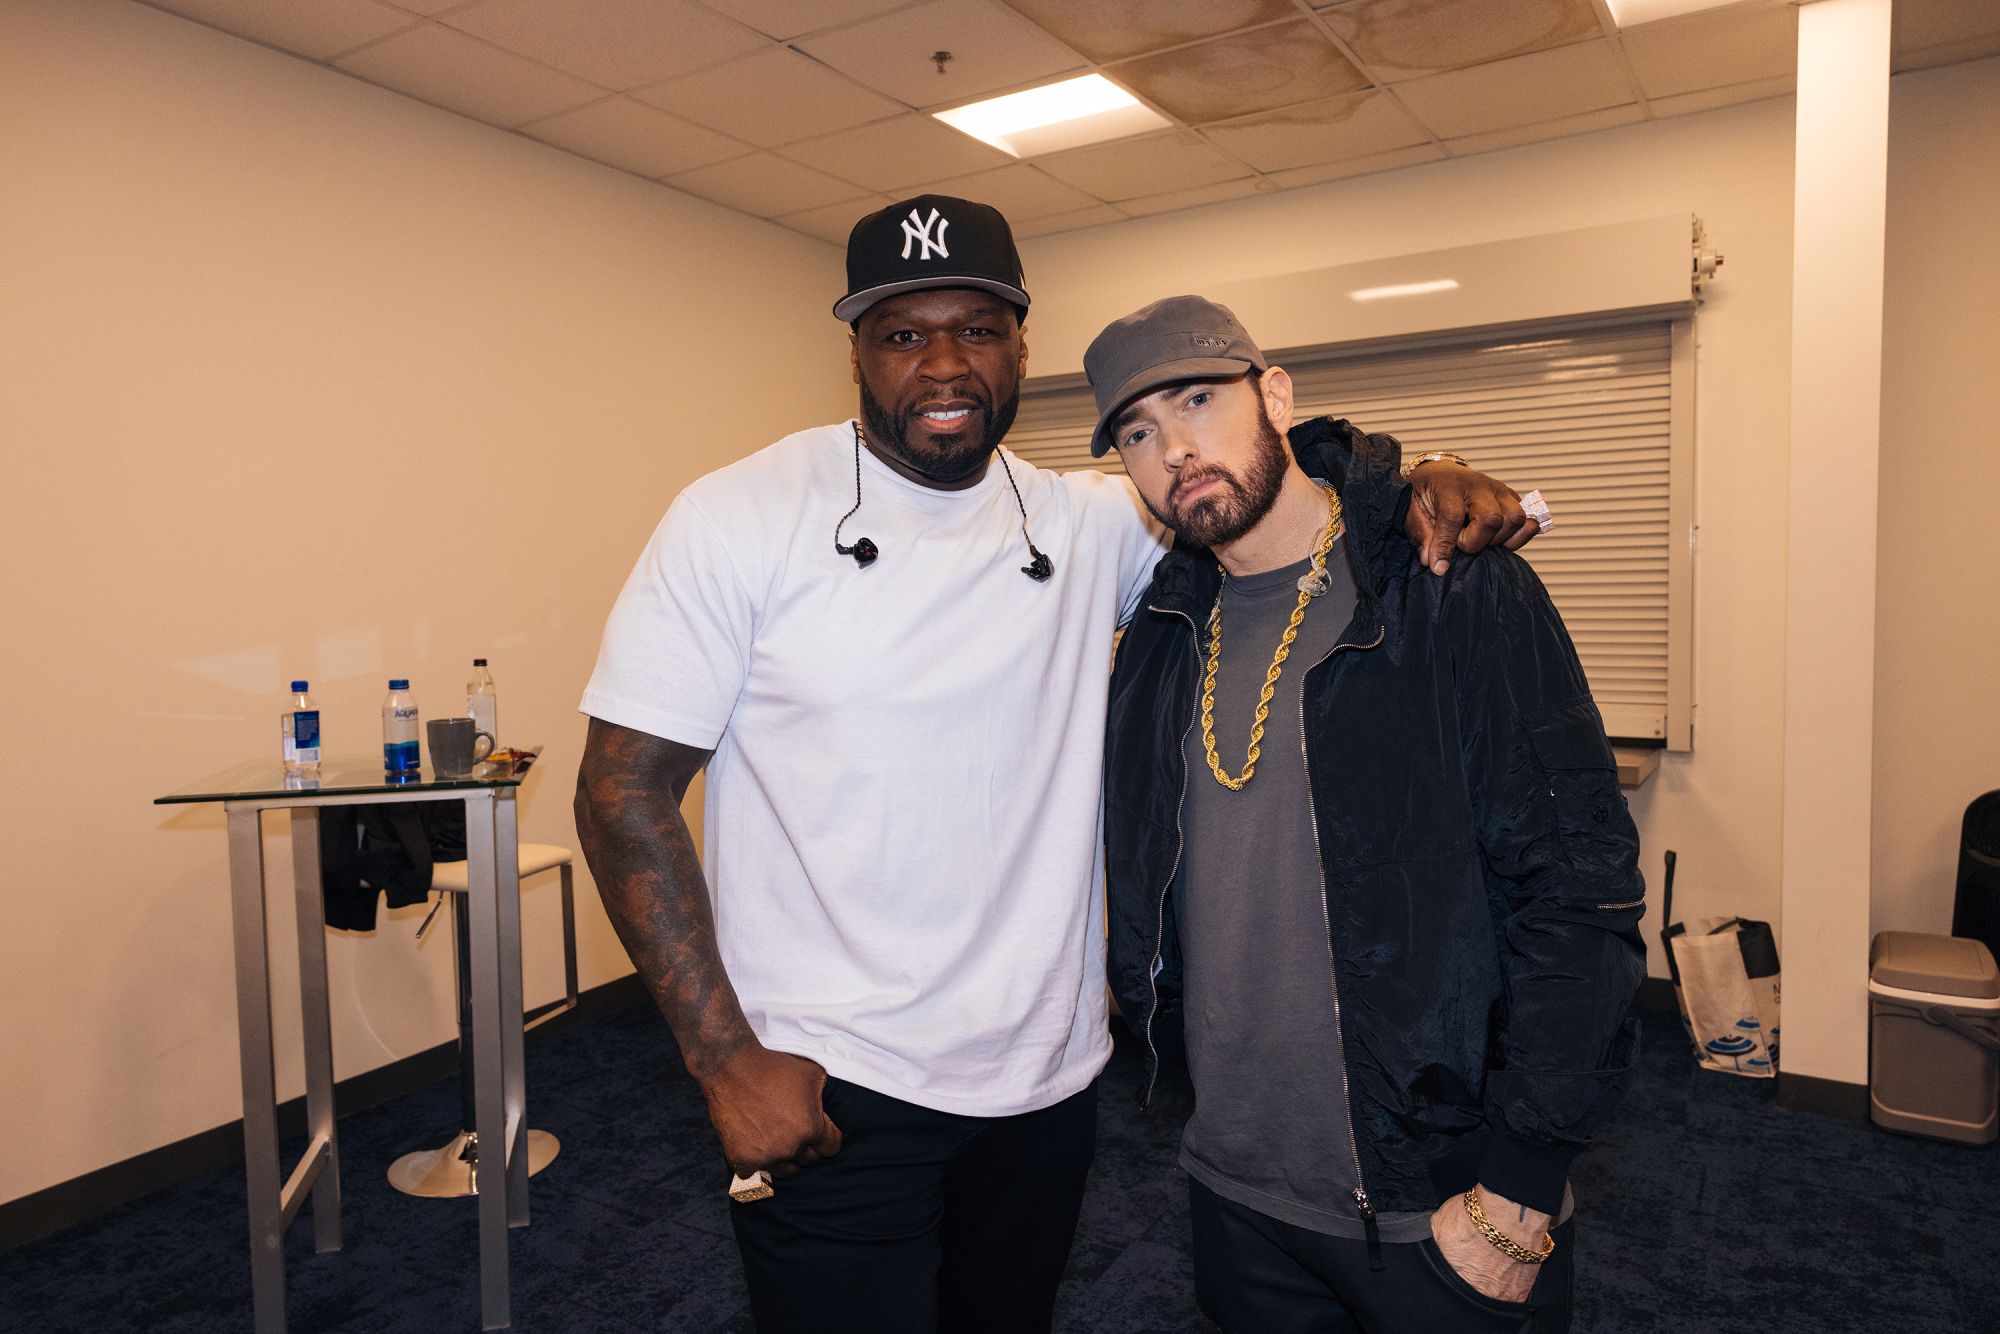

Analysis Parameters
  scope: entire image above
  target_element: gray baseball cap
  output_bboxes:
[1082,295,1268,457]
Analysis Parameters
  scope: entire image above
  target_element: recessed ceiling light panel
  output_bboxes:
[933,74,1172,158]
[1605,0,1754,27]
[1349,279,1460,302]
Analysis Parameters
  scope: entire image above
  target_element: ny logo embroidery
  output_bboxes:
[900,207,950,260]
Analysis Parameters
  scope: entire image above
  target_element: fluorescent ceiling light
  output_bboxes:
[933,74,1170,158]
[1349,279,1460,303]
[1604,0,1752,27]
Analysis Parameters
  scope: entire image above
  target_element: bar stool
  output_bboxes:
[388,844,579,1199]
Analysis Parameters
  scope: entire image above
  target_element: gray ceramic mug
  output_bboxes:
[427,716,496,778]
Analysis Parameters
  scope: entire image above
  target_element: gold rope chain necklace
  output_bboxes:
[1200,487,1346,791]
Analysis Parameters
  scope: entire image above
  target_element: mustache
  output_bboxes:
[1170,466,1237,506]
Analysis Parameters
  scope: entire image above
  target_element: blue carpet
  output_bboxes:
[3,1006,1992,1332]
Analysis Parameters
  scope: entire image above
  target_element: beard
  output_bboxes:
[1140,399,1290,550]
[857,377,1020,484]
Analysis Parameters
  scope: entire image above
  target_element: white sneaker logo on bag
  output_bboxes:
[900,207,950,261]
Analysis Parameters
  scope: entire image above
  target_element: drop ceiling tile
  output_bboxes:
[1647,74,1795,119]
[1894,0,2000,53]
[1442,102,1643,157]
[797,0,1084,108]
[1395,37,1636,140]
[1114,20,1369,125]
[1201,89,1430,173]
[1012,204,1129,239]
[1115,176,1278,218]
[665,151,872,216]
[143,0,417,61]
[1266,141,1448,188]
[634,47,903,149]
[778,114,1015,192]
[715,0,916,41]
[996,0,1301,64]
[908,164,1103,219]
[379,0,462,14]
[1316,0,1604,83]
[442,0,768,91]
[521,96,750,177]
[1620,1,1795,100]
[335,22,604,127]
[774,194,897,245]
[1034,130,1254,202]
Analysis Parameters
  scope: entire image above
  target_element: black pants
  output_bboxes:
[730,1077,1097,1334]
[1189,1179,1576,1334]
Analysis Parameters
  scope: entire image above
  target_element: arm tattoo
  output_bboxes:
[575,719,752,1081]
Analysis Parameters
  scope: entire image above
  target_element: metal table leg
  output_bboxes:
[496,788,531,1228]
[289,808,343,1254]
[463,791,512,1330]
[227,806,288,1334]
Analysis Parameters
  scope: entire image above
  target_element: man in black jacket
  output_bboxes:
[1094,297,1646,1333]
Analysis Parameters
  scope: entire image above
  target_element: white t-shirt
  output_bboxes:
[581,422,1169,1116]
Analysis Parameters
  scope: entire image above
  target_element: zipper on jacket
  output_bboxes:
[1139,601,1203,1109]
[1301,622,1388,1268]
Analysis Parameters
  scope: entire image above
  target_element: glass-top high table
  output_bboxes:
[158,755,541,1332]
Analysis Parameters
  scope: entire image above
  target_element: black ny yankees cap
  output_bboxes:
[833,194,1030,324]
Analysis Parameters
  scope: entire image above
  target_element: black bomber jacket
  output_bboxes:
[1103,416,1647,1229]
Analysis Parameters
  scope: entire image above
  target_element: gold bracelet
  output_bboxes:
[1462,1188,1554,1264]
[1400,450,1469,478]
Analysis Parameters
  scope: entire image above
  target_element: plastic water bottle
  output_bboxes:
[467,658,498,742]
[382,678,420,779]
[281,680,321,775]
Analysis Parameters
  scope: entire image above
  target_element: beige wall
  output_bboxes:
[0,0,849,1204]
[1873,56,2000,937]
[1020,97,1802,971]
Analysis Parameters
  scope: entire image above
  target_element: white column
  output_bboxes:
[1780,0,1892,1087]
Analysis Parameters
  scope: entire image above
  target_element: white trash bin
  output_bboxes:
[1868,931,2000,1146]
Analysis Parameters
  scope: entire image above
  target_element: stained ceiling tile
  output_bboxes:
[996,0,1300,64]
[1394,37,1635,140]
[797,0,1084,108]
[1620,1,1795,100]
[665,151,872,217]
[712,0,917,42]
[521,96,751,178]
[908,164,1104,219]
[334,22,604,128]
[778,114,1015,192]
[1033,130,1254,202]
[1441,102,1643,157]
[1115,176,1277,218]
[1202,89,1431,173]
[443,0,768,91]
[1266,141,1448,189]
[1012,204,1130,239]
[1114,20,1370,125]
[144,0,417,61]
[634,47,903,149]
[774,194,897,245]
[1647,74,1795,120]
[1316,0,1604,83]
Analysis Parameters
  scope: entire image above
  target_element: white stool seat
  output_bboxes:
[431,843,574,892]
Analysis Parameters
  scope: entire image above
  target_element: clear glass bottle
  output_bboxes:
[467,658,498,742]
[281,680,320,775]
[382,678,420,780]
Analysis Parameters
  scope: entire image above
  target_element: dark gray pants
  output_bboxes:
[1189,1179,1576,1334]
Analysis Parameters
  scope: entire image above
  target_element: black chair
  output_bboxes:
[1951,789,2000,964]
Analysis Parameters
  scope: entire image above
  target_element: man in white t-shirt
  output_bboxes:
[574,195,1535,1334]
